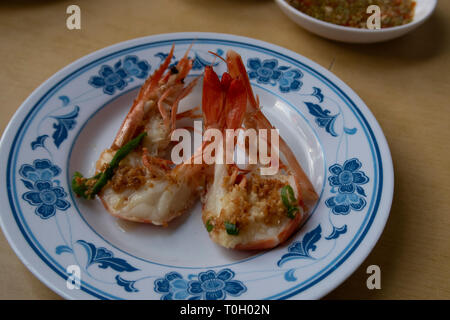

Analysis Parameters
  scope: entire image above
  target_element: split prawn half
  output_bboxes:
[73,44,204,225]
[201,50,318,250]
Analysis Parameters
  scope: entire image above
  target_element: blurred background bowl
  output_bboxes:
[275,0,437,43]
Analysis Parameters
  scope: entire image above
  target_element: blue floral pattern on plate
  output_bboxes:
[31,135,49,151]
[188,269,246,300]
[115,275,139,293]
[247,57,303,93]
[89,65,128,95]
[89,55,150,95]
[154,272,192,300]
[248,58,282,84]
[304,102,339,137]
[325,158,369,215]
[121,55,150,79]
[51,106,80,148]
[278,225,322,266]
[76,240,139,272]
[19,159,70,219]
[278,69,303,92]
[154,269,246,300]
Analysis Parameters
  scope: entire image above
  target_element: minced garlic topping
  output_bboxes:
[212,174,293,232]
[110,165,147,193]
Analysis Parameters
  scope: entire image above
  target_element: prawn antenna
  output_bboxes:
[208,51,227,65]
[182,41,195,60]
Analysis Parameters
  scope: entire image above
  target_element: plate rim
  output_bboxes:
[0,32,394,300]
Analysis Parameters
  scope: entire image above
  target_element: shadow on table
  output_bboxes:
[332,11,447,62]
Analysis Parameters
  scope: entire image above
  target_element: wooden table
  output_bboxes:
[0,0,449,300]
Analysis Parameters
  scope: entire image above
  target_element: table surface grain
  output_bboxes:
[0,0,449,300]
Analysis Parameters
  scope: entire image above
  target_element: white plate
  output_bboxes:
[0,33,393,300]
[275,0,437,43]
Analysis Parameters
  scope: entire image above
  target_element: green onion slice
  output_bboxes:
[287,206,299,219]
[225,222,239,235]
[281,185,299,219]
[72,132,147,199]
[206,219,214,232]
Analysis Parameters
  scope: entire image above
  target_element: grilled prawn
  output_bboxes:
[73,44,203,225]
[201,50,318,250]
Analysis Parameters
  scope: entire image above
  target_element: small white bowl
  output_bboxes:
[275,0,437,43]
